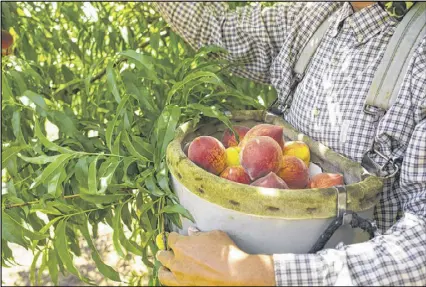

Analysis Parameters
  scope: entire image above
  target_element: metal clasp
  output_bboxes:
[336,185,352,225]
[362,148,399,179]
[363,104,386,116]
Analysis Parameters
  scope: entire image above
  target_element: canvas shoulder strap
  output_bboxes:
[293,11,338,76]
[269,8,340,114]
[363,2,426,114]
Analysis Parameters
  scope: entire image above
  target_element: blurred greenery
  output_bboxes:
[1,2,277,285]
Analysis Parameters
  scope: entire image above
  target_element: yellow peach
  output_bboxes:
[225,146,241,167]
[283,141,310,167]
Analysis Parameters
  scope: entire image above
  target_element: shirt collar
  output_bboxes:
[329,2,398,44]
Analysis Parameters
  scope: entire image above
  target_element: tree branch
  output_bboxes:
[4,187,136,209]
[4,194,81,209]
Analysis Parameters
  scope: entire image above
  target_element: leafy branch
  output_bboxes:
[67,29,170,96]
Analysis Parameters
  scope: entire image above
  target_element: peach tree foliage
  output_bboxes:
[1,2,277,285]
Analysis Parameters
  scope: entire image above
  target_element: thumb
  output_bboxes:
[188,226,201,236]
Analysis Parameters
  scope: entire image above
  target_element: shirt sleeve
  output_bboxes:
[273,39,426,286]
[154,2,306,83]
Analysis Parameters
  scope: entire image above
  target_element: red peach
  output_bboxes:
[220,166,251,184]
[251,172,289,189]
[277,156,309,189]
[222,125,250,148]
[240,136,283,180]
[188,136,227,175]
[239,124,284,149]
[309,173,344,188]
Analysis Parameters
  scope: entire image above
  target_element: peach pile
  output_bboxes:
[185,124,345,190]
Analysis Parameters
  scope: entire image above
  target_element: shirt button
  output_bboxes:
[312,108,319,117]
[357,35,363,42]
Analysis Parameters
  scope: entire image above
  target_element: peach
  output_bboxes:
[240,136,283,180]
[239,124,284,149]
[251,172,289,189]
[222,125,250,148]
[220,166,251,184]
[277,156,309,189]
[283,141,310,167]
[2,30,13,56]
[309,173,344,188]
[225,146,241,167]
[188,136,227,175]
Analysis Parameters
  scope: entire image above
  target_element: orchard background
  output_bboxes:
[1,2,277,286]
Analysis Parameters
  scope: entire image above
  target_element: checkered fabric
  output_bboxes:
[155,2,426,286]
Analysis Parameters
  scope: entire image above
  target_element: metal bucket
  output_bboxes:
[166,110,383,254]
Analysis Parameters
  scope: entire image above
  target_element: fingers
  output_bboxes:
[158,266,181,286]
[188,226,201,236]
[157,250,175,269]
[167,232,181,250]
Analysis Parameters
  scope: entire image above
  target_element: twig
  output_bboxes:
[4,194,81,209]
[4,187,136,209]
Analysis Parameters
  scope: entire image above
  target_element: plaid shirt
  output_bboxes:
[155,2,426,286]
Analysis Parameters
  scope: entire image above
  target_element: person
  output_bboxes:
[153,1,426,286]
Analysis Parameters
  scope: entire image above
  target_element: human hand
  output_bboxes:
[157,227,275,286]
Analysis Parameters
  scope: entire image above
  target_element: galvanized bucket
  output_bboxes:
[166,110,383,254]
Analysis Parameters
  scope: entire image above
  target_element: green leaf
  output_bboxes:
[30,250,42,286]
[2,145,29,166]
[144,176,164,197]
[122,131,149,161]
[119,50,154,72]
[131,136,154,160]
[22,90,48,116]
[18,154,62,165]
[61,64,75,82]
[2,211,48,242]
[154,105,181,162]
[105,95,129,151]
[161,203,195,222]
[88,156,99,194]
[30,153,73,189]
[80,193,128,204]
[167,71,222,104]
[34,119,73,154]
[79,219,121,282]
[2,74,13,102]
[48,249,59,285]
[1,211,29,248]
[47,167,66,197]
[112,132,121,155]
[106,61,121,103]
[188,103,234,131]
[12,110,21,139]
[54,220,91,283]
[98,158,121,194]
[112,204,125,258]
[75,157,89,188]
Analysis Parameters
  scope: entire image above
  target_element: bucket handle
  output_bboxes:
[308,185,378,254]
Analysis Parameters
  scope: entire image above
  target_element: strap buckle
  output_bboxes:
[363,104,386,116]
[362,148,399,178]
[336,185,352,225]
